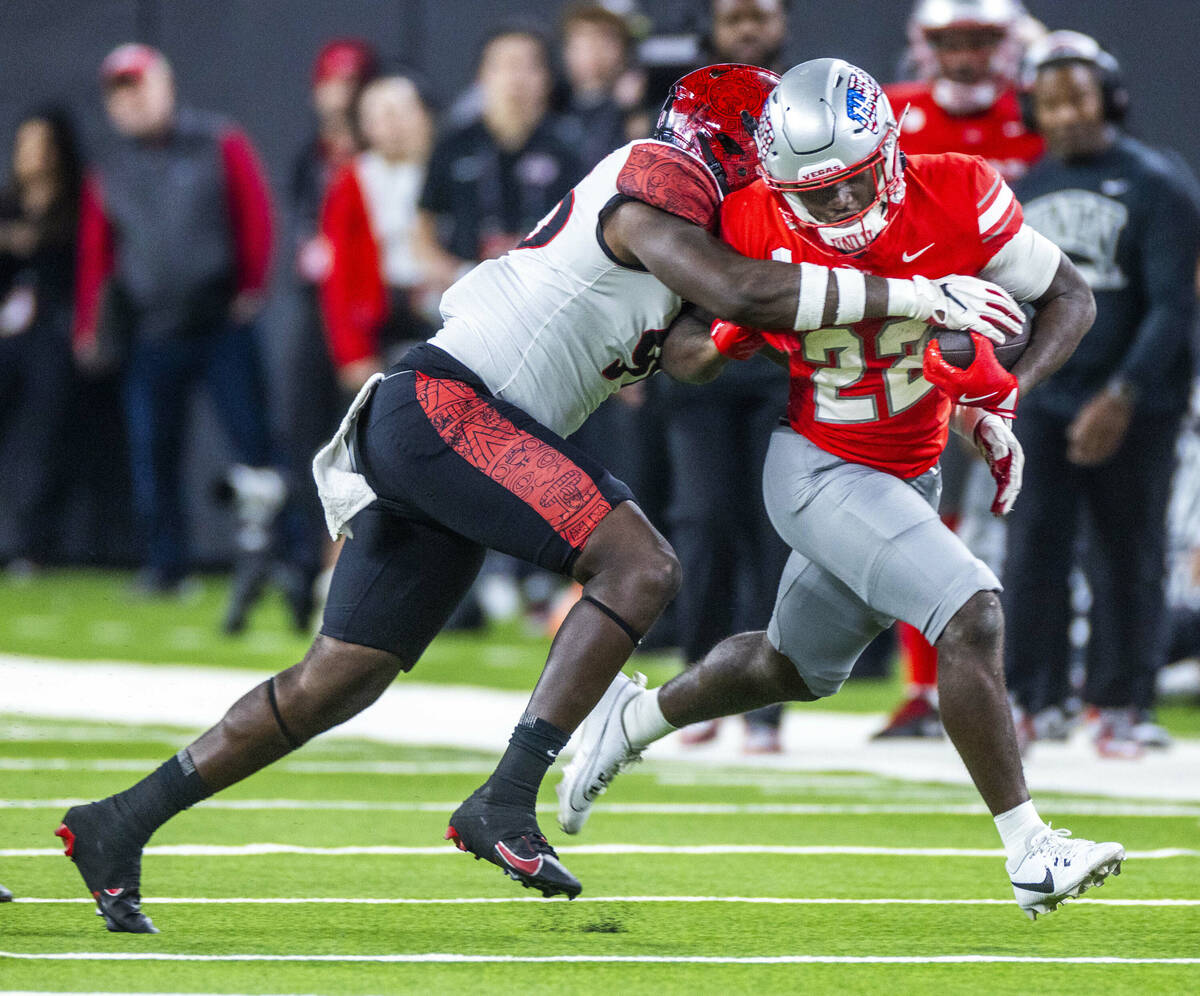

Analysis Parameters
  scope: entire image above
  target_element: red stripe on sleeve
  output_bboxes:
[220,127,274,294]
[72,173,114,349]
[318,162,388,368]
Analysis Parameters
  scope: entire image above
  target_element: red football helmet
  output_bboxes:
[653,63,780,194]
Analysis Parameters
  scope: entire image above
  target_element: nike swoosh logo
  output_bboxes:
[494,840,544,877]
[960,394,993,404]
[1011,868,1055,894]
[902,243,935,262]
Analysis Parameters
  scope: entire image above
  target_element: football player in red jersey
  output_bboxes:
[887,0,1043,182]
[881,0,1046,738]
[561,60,1126,920]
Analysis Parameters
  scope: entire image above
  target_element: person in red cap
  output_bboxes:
[273,39,379,627]
[75,44,287,622]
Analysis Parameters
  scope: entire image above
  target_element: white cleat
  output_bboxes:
[556,671,647,835]
[1007,825,1125,920]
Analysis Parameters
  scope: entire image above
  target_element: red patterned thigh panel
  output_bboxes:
[414,373,612,548]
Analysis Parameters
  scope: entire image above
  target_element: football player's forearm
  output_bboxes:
[612,201,936,330]
[1010,258,1095,396]
[714,258,901,330]
[660,309,728,383]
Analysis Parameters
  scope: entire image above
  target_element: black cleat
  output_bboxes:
[445,791,581,899]
[0,882,12,902]
[56,800,158,933]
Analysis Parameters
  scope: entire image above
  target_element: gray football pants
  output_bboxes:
[762,429,1000,698]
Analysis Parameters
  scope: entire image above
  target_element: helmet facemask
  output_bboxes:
[762,121,905,255]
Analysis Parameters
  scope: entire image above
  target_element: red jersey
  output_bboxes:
[884,82,1043,183]
[718,153,1023,478]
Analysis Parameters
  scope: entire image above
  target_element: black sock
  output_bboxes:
[108,748,213,844]
[482,715,570,811]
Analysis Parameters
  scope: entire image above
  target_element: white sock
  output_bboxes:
[622,687,676,749]
[994,800,1047,863]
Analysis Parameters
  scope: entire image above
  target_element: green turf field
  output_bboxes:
[2,570,1199,993]
[2,718,1198,994]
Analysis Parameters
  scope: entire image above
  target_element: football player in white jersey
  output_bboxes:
[56,65,1027,929]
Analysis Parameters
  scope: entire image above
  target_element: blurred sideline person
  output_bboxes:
[560,4,640,171]
[0,109,82,574]
[666,0,792,752]
[319,75,435,393]
[706,0,788,69]
[53,65,1017,930]
[876,0,1046,738]
[560,60,1125,923]
[276,38,378,628]
[73,45,287,621]
[414,26,583,291]
[1005,32,1200,755]
[890,0,1043,182]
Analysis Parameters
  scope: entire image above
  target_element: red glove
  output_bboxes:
[923,333,1018,418]
[711,319,767,361]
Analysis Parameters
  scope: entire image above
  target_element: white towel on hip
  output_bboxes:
[312,373,384,540]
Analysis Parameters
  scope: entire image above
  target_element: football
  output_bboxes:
[928,311,1032,371]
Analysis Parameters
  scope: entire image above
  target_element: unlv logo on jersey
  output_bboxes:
[602,327,668,381]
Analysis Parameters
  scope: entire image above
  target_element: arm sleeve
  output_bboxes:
[220,127,274,295]
[72,173,115,348]
[1116,175,1200,392]
[616,142,722,231]
[318,165,387,368]
[978,224,1061,302]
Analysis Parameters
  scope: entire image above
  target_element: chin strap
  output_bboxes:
[694,133,729,194]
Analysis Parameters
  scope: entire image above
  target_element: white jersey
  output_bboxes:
[429,140,722,437]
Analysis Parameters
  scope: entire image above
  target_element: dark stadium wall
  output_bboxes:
[0,0,1195,564]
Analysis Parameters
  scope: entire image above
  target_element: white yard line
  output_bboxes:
[1,952,1197,965]
[4,653,1200,801]
[7,796,1200,818]
[11,895,1199,907]
[4,843,1195,858]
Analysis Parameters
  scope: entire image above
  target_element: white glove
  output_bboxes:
[965,410,1024,516]
[903,273,1024,344]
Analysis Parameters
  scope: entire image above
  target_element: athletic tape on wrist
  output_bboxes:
[793,262,829,330]
[885,276,918,320]
[833,268,867,325]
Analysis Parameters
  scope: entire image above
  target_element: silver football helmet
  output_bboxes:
[757,59,904,255]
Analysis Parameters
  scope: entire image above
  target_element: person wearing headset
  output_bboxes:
[1005,31,1200,755]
